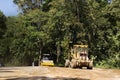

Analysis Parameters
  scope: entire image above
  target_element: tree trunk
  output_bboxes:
[38,48,42,66]
[56,45,60,63]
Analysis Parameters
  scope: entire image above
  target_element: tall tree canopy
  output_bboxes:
[0,0,120,68]
[0,11,6,38]
[0,11,7,63]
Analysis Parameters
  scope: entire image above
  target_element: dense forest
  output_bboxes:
[0,0,120,68]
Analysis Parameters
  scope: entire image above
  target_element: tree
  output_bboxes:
[0,11,6,38]
[0,0,119,68]
[0,11,7,63]
[13,0,52,13]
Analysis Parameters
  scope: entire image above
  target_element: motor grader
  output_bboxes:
[65,45,93,69]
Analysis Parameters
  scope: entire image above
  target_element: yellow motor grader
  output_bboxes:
[65,45,93,69]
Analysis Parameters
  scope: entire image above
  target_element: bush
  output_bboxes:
[96,53,120,69]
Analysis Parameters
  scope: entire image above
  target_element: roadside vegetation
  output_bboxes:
[0,0,120,69]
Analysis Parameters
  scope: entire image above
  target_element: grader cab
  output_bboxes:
[65,45,93,69]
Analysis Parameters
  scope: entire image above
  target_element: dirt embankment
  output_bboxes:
[0,66,120,80]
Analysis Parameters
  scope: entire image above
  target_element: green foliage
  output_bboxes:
[96,53,120,69]
[13,0,52,13]
[0,11,6,38]
[0,11,7,63]
[0,0,119,68]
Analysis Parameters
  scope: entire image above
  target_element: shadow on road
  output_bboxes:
[0,70,14,72]
[7,76,90,80]
[0,68,14,73]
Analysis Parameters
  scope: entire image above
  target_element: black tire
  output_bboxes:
[87,66,93,69]
[79,66,82,69]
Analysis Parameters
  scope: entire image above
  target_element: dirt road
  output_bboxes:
[0,66,120,80]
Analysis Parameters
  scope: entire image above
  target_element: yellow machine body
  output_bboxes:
[40,54,54,66]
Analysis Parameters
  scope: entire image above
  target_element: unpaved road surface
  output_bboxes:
[0,66,120,80]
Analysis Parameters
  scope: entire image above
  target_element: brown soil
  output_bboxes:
[0,66,120,80]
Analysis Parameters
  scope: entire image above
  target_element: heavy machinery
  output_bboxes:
[40,54,54,66]
[65,45,93,69]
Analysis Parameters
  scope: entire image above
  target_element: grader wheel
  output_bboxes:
[69,59,77,68]
[79,66,82,69]
[70,62,74,68]
[65,59,70,67]
[87,61,93,69]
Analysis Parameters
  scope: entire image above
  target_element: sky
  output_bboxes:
[0,0,20,16]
